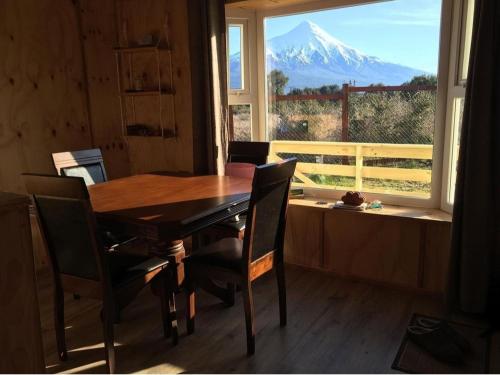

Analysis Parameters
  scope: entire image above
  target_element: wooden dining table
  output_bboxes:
[89,172,251,262]
[88,173,252,342]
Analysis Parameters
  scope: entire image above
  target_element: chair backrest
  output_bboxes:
[228,141,270,166]
[243,158,297,264]
[22,174,105,281]
[52,148,108,186]
[225,162,256,179]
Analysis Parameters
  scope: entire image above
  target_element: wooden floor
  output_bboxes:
[37,265,497,374]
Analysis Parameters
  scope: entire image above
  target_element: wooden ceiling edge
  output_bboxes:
[225,0,321,11]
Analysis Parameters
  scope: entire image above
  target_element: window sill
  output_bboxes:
[289,197,452,223]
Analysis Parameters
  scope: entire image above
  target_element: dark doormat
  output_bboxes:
[392,313,490,373]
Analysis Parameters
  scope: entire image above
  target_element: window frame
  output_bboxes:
[227,0,459,209]
[441,0,474,213]
[226,11,260,141]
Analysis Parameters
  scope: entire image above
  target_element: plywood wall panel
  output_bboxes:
[323,211,421,288]
[422,222,451,293]
[79,0,131,179]
[284,205,324,269]
[117,0,194,174]
[0,0,93,193]
[0,194,44,373]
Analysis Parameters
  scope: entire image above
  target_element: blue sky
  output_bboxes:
[230,0,442,74]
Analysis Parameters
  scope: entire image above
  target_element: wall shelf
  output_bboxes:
[114,11,176,139]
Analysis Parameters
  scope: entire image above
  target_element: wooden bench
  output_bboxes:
[284,198,452,295]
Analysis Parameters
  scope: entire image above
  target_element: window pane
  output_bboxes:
[458,0,475,83]
[228,25,243,90]
[448,97,464,203]
[264,0,441,199]
[229,104,251,141]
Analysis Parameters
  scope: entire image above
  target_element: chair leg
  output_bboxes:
[54,282,67,361]
[185,274,195,335]
[159,274,171,339]
[169,291,178,345]
[242,282,255,356]
[276,262,287,327]
[102,305,116,374]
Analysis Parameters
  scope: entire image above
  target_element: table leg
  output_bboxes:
[150,240,185,345]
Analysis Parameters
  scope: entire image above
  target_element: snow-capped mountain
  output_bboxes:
[230,21,428,91]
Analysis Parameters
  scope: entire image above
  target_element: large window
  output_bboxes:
[263,1,442,202]
[226,0,472,209]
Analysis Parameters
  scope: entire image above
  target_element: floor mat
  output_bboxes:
[392,313,490,373]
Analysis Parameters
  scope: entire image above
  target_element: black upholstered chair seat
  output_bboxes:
[185,238,243,273]
[108,253,168,287]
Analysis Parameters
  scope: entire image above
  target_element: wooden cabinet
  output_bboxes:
[323,211,421,288]
[284,205,324,269]
[283,199,452,294]
[0,193,45,373]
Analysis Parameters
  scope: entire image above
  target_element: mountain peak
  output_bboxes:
[290,20,341,45]
[229,19,428,90]
[267,20,366,66]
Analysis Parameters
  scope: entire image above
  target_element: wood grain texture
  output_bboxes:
[422,222,451,293]
[0,0,92,193]
[0,193,45,373]
[283,205,324,269]
[323,211,421,288]
[78,0,131,179]
[116,0,195,174]
[37,263,498,374]
[283,199,451,293]
[226,0,323,10]
[30,211,49,271]
[89,174,252,241]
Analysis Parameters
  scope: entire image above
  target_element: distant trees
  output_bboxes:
[264,70,437,145]
[267,70,289,95]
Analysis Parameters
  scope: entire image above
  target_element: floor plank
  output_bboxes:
[36,265,492,373]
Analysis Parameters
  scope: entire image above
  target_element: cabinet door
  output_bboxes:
[324,211,421,288]
[284,206,324,269]
[0,195,45,373]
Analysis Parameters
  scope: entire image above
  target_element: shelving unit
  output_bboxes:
[113,14,176,139]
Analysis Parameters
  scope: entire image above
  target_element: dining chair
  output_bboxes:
[208,141,270,241]
[183,158,297,355]
[22,173,175,373]
[52,148,141,292]
[52,148,107,186]
[227,141,270,165]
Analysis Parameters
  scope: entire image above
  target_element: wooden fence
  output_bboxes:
[269,140,433,195]
[270,83,437,142]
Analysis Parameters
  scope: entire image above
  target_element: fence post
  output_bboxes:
[355,144,363,191]
[341,83,349,142]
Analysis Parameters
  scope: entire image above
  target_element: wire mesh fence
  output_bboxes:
[264,84,437,197]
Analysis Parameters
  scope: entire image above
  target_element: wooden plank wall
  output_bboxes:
[284,203,452,294]
[0,0,93,193]
[0,193,45,372]
[0,0,196,194]
[79,0,131,179]
[114,0,194,175]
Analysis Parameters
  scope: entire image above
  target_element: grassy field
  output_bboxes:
[307,174,431,196]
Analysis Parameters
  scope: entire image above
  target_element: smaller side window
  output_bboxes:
[228,25,244,90]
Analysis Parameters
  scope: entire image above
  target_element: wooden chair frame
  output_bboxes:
[185,158,296,355]
[52,148,108,182]
[23,174,173,373]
